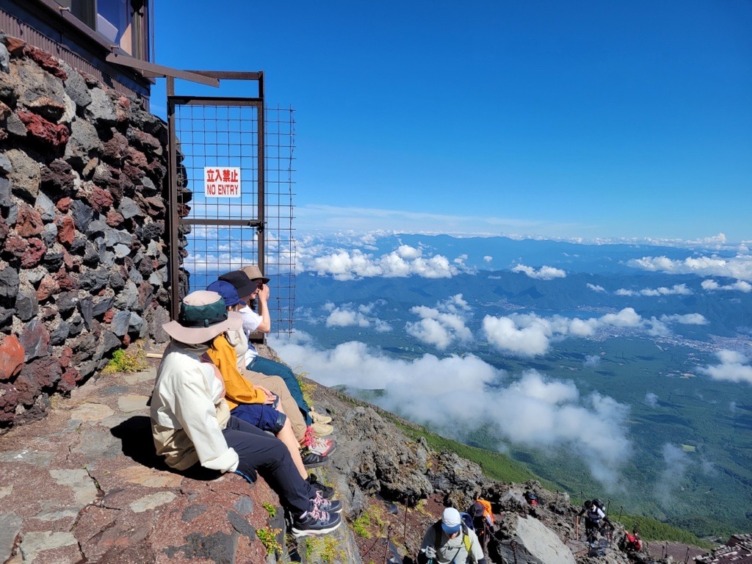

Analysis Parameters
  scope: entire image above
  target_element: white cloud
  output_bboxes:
[322,301,392,332]
[659,313,708,325]
[483,256,493,263]
[701,279,752,293]
[615,284,692,297]
[512,264,567,280]
[305,244,459,280]
[655,443,692,507]
[269,334,632,489]
[600,308,642,328]
[644,392,658,407]
[405,294,473,350]
[697,350,752,385]
[482,315,553,356]
[587,283,606,293]
[629,254,752,282]
[584,354,601,367]
[482,308,645,357]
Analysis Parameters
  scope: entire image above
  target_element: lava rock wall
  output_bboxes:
[0,33,181,430]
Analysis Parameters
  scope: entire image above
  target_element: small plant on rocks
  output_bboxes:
[101,346,148,374]
[256,527,282,556]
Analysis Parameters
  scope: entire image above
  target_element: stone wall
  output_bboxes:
[0,34,177,430]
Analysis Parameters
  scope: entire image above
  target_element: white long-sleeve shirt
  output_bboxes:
[150,341,238,472]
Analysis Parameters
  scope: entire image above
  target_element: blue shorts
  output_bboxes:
[231,403,286,434]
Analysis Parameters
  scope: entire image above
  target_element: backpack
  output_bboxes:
[432,517,474,558]
[466,499,494,546]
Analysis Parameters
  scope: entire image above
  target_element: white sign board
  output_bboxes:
[204,167,241,198]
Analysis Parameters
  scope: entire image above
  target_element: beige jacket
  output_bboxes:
[150,341,237,472]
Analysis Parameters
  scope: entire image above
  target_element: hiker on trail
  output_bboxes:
[575,499,613,542]
[418,507,487,564]
[218,267,334,436]
[149,290,342,537]
[206,279,335,469]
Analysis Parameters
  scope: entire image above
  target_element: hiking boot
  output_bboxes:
[301,449,328,468]
[309,437,336,457]
[311,490,342,513]
[307,473,334,499]
[310,407,333,424]
[312,422,334,437]
[291,506,342,537]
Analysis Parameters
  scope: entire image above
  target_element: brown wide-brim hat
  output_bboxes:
[163,290,242,345]
[241,265,270,284]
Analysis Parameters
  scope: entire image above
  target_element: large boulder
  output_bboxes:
[489,514,576,564]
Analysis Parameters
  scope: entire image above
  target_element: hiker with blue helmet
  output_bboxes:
[150,290,342,537]
[418,507,487,564]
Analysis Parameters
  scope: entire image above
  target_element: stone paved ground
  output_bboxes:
[0,363,281,563]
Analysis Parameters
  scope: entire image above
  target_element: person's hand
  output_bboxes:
[257,386,276,404]
[257,284,270,301]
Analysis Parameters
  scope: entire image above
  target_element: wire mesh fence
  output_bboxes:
[173,102,296,333]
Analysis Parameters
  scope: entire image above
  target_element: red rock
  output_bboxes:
[58,367,79,393]
[21,238,46,268]
[36,275,59,301]
[17,110,70,148]
[59,347,73,369]
[57,215,75,245]
[125,146,148,167]
[89,186,114,212]
[4,234,28,257]
[0,335,25,381]
[54,268,78,291]
[5,37,26,55]
[105,209,124,227]
[15,204,44,237]
[103,132,128,163]
[56,197,73,213]
[62,247,81,270]
[103,309,115,323]
[0,383,20,422]
[26,45,67,79]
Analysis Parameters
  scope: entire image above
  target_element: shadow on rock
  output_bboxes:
[110,416,222,481]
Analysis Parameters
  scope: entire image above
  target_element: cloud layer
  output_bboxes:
[271,334,632,488]
[629,254,752,282]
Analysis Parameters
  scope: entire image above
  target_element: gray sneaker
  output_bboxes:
[291,506,342,537]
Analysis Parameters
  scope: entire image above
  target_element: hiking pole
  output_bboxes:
[404,496,412,545]
[384,524,393,564]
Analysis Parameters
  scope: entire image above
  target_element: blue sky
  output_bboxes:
[151,0,752,243]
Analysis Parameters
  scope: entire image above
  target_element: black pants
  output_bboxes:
[222,416,314,514]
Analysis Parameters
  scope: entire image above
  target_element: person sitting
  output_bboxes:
[206,279,334,468]
[149,290,341,536]
[219,268,334,447]
[418,507,487,564]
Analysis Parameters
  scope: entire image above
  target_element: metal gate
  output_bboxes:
[166,72,296,334]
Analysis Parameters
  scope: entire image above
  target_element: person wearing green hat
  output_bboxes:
[150,290,342,537]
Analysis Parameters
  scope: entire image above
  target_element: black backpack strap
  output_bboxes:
[434,520,443,553]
